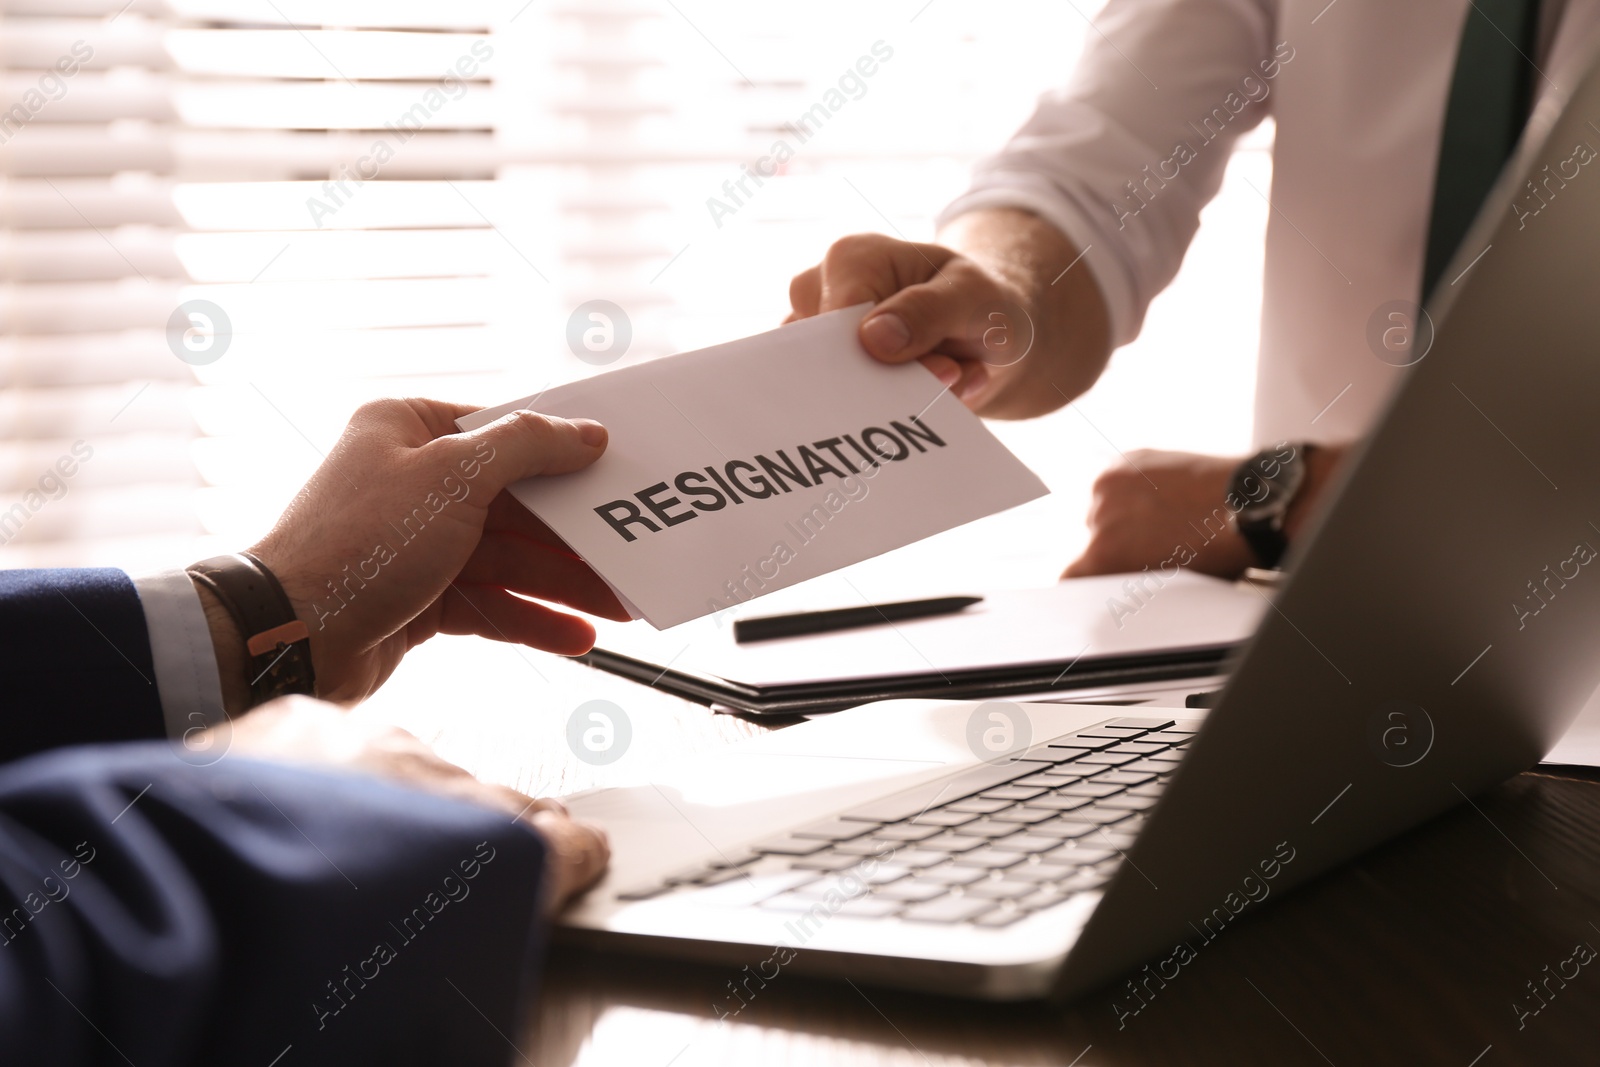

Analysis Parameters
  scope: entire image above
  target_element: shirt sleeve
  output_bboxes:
[131,570,227,741]
[938,0,1280,348]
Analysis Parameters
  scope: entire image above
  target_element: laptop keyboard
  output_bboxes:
[618,716,1198,929]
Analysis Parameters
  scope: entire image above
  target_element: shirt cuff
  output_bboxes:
[132,569,228,740]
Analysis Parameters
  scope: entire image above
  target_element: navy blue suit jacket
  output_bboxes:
[0,569,166,761]
[0,570,550,1066]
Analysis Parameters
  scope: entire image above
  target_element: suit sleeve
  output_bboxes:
[0,743,549,1067]
[0,569,165,762]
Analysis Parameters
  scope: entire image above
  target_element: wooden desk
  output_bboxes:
[364,641,1600,1067]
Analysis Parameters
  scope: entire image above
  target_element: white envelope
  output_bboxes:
[457,305,1048,628]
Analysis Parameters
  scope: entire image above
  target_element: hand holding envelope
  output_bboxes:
[458,305,1048,629]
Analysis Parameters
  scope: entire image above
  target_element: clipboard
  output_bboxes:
[575,572,1268,717]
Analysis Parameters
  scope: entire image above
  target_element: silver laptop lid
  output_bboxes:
[1058,37,1600,999]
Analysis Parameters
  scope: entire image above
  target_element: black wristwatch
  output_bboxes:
[187,552,316,707]
[1228,443,1316,570]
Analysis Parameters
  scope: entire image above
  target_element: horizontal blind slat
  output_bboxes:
[1,0,494,29]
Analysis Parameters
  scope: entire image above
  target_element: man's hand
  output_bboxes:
[221,697,609,913]
[236,398,630,707]
[786,233,1020,404]
[785,208,1112,419]
[1062,446,1346,580]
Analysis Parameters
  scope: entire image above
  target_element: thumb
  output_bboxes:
[451,409,609,495]
[858,276,990,364]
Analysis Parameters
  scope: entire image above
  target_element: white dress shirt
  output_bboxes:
[941,0,1600,446]
[133,570,227,738]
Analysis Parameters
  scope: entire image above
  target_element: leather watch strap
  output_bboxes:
[186,552,315,706]
[1236,516,1290,571]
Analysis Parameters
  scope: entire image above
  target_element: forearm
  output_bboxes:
[938,211,1113,419]
[0,743,548,1066]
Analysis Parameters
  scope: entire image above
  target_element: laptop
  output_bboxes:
[555,48,1600,1001]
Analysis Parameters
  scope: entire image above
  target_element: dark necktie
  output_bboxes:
[1421,0,1543,301]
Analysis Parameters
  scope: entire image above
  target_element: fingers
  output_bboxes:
[492,790,566,821]
[226,700,469,789]
[1061,553,1103,579]
[856,262,994,363]
[322,398,611,502]
[230,676,609,915]
[456,529,631,622]
[787,265,821,320]
[953,361,992,406]
[918,354,963,390]
[352,731,609,912]
[432,778,605,913]
[419,776,568,824]
[484,489,562,542]
[445,409,610,496]
[225,695,345,756]
[528,809,610,913]
[439,583,599,656]
[341,397,462,450]
[816,233,953,314]
[482,495,629,618]
[800,235,1018,373]
[918,354,991,406]
[788,234,982,363]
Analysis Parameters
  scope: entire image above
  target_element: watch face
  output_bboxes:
[1231,445,1306,526]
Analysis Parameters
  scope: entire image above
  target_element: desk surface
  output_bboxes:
[363,640,1600,1067]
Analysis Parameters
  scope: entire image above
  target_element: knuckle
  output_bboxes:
[375,724,425,751]
[504,408,559,442]
[1091,466,1135,496]
[351,397,412,427]
[823,232,889,267]
[939,253,981,284]
[945,259,1004,303]
[788,268,819,304]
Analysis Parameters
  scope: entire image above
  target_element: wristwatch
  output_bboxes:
[187,552,316,707]
[1228,443,1316,570]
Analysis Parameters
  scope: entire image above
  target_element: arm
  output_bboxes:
[938,209,1112,418]
[2,400,625,939]
[0,568,164,763]
[240,398,630,707]
[788,209,1112,419]
[9,400,630,736]
[1064,442,1348,579]
[789,0,1282,414]
[0,705,593,1067]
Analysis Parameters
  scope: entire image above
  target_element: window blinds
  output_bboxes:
[0,1,1106,571]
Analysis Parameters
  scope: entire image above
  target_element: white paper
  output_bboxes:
[458,306,1049,628]
[589,571,1269,685]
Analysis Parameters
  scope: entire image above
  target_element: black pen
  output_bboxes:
[732,596,984,644]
